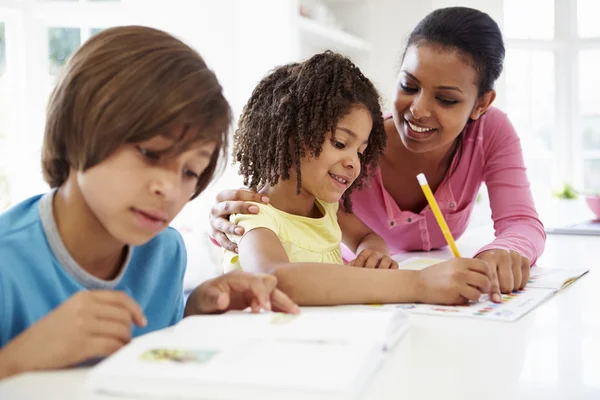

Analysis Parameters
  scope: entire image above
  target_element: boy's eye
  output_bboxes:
[137,146,161,161]
[183,168,200,179]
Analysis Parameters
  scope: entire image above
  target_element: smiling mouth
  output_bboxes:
[329,173,350,187]
[406,119,436,133]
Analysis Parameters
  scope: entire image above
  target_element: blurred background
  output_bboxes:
[0,0,598,285]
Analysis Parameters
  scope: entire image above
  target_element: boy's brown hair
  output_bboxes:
[42,25,231,199]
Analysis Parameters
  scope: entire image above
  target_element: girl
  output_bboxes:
[224,51,494,306]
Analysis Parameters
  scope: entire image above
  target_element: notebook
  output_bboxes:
[384,257,589,322]
[86,307,410,400]
[545,219,600,235]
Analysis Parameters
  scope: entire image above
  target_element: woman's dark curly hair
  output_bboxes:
[233,51,386,212]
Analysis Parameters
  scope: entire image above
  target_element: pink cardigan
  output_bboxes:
[348,107,546,264]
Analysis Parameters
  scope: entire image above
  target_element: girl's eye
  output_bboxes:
[400,83,418,93]
[332,140,345,149]
[137,146,161,161]
[183,168,200,179]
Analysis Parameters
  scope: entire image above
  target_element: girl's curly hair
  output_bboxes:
[233,51,386,212]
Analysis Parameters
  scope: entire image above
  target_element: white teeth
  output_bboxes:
[330,174,348,185]
[407,120,435,133]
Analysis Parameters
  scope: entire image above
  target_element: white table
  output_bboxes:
[1,226,598,400]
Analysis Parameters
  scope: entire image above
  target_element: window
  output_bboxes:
[0,0,123,210]
[48,27,80,75]
[504,0,600,194]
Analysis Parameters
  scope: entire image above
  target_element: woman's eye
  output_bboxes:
[438,98,458,105]
[137,146,161,161]
[400,84,418,93]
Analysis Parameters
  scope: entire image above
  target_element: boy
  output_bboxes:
[0,26,297,380]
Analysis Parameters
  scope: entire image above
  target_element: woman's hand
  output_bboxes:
[475,249,530,294]
[208,189,269,253]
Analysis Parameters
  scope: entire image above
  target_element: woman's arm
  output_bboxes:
[479,110,546,265]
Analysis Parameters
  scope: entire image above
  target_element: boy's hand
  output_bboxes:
[188,271,300,315]
[209,189,269,253]
[0,291,146,379]
[415,258,496,305]
[346,249,399,269]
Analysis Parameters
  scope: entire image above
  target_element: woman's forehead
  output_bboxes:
[401,43,479,91]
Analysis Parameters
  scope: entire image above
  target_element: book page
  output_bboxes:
[372,287,555,322]
[175,308,409,349]
[396,257,445,270]
[528,267,589,290]
[87,331,381,398]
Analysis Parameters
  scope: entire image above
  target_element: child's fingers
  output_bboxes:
[270,289,300,314]
[352,254,367,268]
[93,291,147,328]
[93,302,137,327]
[465,270,491,294]
[377,256,393,269]
[459,285,482,302]
[231,273,272,311]
[363,254,381,269]
[88,319,132,345]
[197,286,230,314]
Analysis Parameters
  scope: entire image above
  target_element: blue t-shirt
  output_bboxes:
[0,192,186,347]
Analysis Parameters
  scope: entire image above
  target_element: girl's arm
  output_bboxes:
[337,207,398,269]
[237,227,418,305]
[238,227,495,306]
[337,207,389,254]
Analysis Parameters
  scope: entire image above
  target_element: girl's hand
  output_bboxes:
[415,258,495,305]
[475,249,530,294]
[208,189,269,253]
[346,249,399,269]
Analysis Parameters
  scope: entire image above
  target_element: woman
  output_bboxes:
[210,7,545,300]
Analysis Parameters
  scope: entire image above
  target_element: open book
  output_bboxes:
[385,257,589,322]
[545,219,600,235]
[86,307,410,400]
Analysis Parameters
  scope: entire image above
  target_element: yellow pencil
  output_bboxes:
[416,173,461,258]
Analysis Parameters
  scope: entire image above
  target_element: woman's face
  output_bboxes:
[392,42,494,154]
